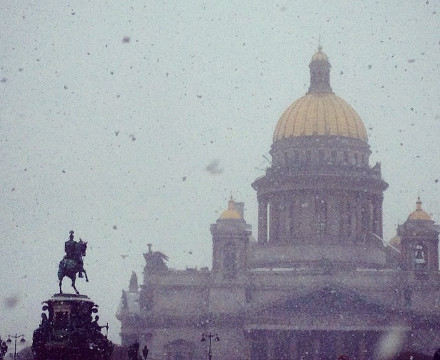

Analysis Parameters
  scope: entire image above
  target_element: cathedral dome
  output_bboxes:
[408,198,432,221]
[273,48,368,143]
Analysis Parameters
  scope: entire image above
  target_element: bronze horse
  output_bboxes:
[58,239,89,294]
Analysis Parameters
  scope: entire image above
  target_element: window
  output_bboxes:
[306,150,312,166]
[372,203,379,233]
[223,243,237,278]
[316,197,328,239]
[346,202,352,237]
[361,205,369,232]
[319,149,325,164]
[414,244,427,269]
[289,203,295,236]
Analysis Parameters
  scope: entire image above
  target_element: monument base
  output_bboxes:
[32,293,113,360]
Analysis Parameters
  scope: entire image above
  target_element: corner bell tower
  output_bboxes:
[210,198,251,281]
[397,198,439,272]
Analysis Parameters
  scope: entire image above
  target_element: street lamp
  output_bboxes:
[201,333,220,360]
[6,335,25,360]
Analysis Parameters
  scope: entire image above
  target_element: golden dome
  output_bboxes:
[273,48,368,143]
[388,235,401,250]
[274,93,368,142]
[219,198,242,220]
[311,47,329,61]
[408,198,432,221]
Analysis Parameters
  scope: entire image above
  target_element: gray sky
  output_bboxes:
[1,0,439,345]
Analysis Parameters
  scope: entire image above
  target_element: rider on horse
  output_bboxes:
[64,230,84,278]
[58,230,89,294]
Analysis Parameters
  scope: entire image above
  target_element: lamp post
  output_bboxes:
[201,333,220,360]
[6,334,25,360]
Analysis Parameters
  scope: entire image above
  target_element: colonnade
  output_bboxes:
[257,193,383,245]
[248,330,380,360]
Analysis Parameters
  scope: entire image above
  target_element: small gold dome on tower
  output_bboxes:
[388,235,401,250]
[408,197,432,221]
[311,46,329,61]
[219,197,242,220]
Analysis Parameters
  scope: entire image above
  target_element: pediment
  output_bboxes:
[244,284,408,330]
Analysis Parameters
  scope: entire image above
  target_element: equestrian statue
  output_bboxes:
[58,230,89,294]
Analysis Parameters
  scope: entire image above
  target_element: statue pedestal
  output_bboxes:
[32,293,114,360]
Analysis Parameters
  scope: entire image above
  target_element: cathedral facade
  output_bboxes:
[116,48,440,360]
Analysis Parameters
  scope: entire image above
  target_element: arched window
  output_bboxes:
[331,150,337,164]
[223,243,237,278]
[294,150,300,164]
[346,202,352,237]
[318,149,325,164]
[414,243,427,270]
[344,151,349,164]
[338,201,344,237]
[372,202,379,233]
[361,204,369,233]
[305,150,312,166]
[289,203,295,237]
[316,197,327,239]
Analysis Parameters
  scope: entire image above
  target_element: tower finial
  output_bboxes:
[318,32,322,51]
[416,197,422,210]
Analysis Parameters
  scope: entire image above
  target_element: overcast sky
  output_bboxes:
[1,0,439,345]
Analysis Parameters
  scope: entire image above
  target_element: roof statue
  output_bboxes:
[58,230,89,294]
[129,271,139,292]
[143,244,169,272]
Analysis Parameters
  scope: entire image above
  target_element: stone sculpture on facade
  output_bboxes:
[143,243,169,272]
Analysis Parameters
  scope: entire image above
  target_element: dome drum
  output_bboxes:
[250,243,387,269]
[270,135,372,173]
[253,170,388,197]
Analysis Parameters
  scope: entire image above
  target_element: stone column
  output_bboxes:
[377,196,384,238]
[258,197,268,243]
[267,333,275,360]
[358,335,367,360]
[289,333,298,360]
[336,332,344,358]
[242,331,252,360]
[269,198,280,244]
[312,335,320,360]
